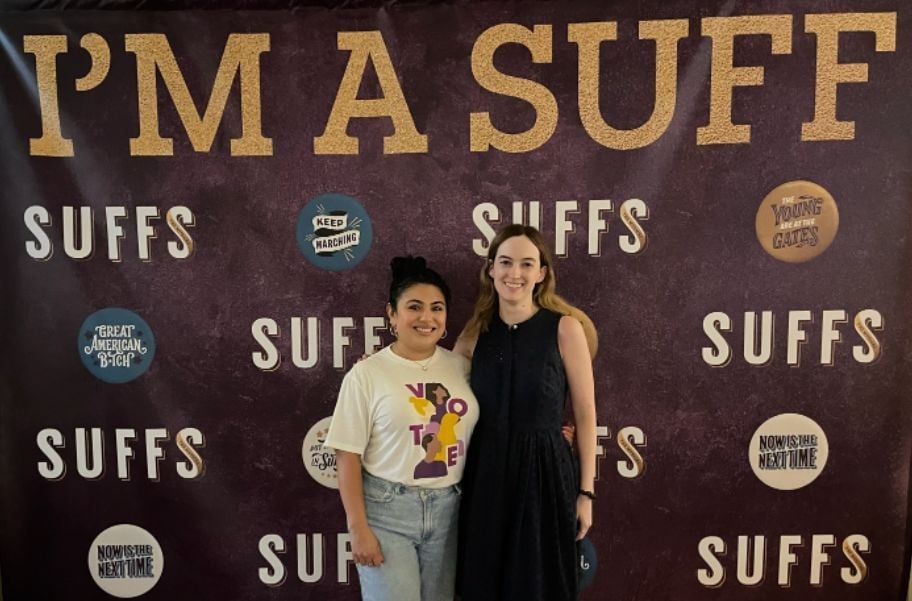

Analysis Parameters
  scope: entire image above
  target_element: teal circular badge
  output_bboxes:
[296,193,373,271]
[78,308,155,383]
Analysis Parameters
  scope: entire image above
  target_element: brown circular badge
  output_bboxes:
[755,180,839,263]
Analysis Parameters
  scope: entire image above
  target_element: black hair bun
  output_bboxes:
[387,255,451,307]
[390,256,427,280]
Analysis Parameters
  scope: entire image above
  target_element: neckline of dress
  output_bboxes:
[496,307,544,330]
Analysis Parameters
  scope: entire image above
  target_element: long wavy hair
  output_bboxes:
[462,224,598,356]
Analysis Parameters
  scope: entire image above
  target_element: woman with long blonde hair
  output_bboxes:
[455,224,598,601]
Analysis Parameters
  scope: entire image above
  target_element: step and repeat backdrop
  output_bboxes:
[1,1,911,599]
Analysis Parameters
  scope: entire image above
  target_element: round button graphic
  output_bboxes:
[755,180,839,263]
[749,413,829,490]
[296,193,373,271]
[78,308,155,384]
[302,417,339,489]
[88,524,164,598]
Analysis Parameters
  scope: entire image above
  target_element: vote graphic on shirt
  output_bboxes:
[406,381,471,480]
[324,346,478,488]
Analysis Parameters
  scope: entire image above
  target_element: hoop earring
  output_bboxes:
[389,324,398,338]
[440,329,448,340]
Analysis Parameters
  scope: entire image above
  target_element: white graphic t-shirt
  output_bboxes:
[324,346,479,488]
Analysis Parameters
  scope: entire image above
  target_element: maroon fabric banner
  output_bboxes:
[1,2,911,599]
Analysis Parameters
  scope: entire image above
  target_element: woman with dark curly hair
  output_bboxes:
[325,256,479,601]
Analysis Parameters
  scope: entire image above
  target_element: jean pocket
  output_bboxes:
[362,477,394,504]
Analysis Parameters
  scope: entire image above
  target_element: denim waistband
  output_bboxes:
[362,470,461,496]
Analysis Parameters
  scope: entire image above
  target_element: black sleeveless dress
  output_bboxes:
[458,309,578,601]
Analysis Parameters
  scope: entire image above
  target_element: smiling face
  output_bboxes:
[387,283,447,359]
[488,235,546,305]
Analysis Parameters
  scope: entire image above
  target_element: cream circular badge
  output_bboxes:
[755,180,839,262]
[749,413,829,490]
[88,524,163,598]
[79,308,155,383]
[302,417,339,489]
[296,193,373,271]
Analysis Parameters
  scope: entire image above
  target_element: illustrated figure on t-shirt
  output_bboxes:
[409,382,450,422]
[413,431,448,479]
[408,382,466,478]
[427,382,451,423]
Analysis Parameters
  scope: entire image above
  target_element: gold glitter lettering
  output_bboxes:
[469,24,557,153]
[75,33,110,92]
[697,16,792,145]
[569,20,688,150]
[23,35,74,157]
[802,13,897,141]
[125,33,272,156]
[314,31,428,155]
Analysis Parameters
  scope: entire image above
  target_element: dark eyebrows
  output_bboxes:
[404,298,447,307]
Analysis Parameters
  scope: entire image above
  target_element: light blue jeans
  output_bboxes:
[357,471,460,601]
